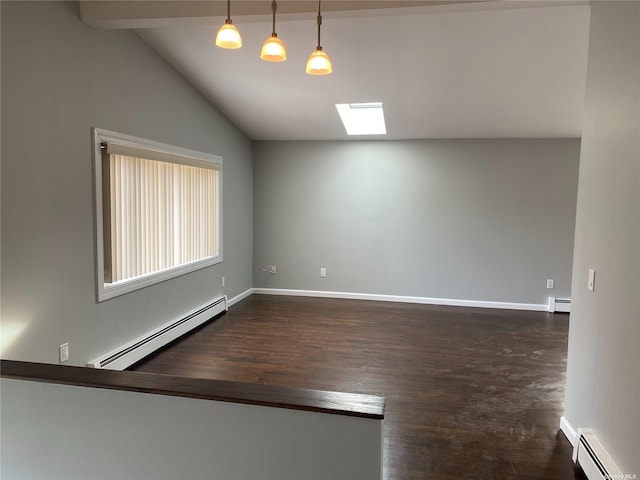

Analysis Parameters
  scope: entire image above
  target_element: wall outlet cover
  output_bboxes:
[59,343,69,363]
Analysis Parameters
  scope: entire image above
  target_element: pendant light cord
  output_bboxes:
[271,0,277,36]
[316,0,322,48]
[226,0,231,23]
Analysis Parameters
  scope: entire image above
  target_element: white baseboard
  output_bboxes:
[228,288,253,308]
[251,288,548,312]
[573,428,624,479]
[560,415,577,445]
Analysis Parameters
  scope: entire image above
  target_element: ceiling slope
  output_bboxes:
[84,1,591,140]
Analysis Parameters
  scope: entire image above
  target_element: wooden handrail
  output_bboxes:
[0,359,385,419]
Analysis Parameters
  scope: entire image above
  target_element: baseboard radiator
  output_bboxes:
[88,296,227,370]
[573,429,623,480]
[548,296,571,313]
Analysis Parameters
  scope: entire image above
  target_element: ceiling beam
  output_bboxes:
[80,0,496,29]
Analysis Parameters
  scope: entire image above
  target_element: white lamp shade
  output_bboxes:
[306,48,332,75]
[216,22,242,49]
[260,35,286,62]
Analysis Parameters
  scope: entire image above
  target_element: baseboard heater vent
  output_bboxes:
[573,429,623,480]
[88,296,227,370]
[548,296,571,313]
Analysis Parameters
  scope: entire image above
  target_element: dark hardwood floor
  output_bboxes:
[132,295,584,480]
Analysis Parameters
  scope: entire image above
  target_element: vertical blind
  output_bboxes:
[104,153,218,284]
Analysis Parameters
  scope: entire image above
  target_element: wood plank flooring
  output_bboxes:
[131,295,584,480]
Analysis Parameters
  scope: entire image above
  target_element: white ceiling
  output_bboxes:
[87,1,591,141]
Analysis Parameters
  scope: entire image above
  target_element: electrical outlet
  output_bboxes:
[221,276,225,287]
[320,267,327,278]
[546,279,555,289]
[269,265,277,274]
[59,343,69,363]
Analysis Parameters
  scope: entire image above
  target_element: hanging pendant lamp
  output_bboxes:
[261,0,287,62]
[306,0,332,75]
[216,0,242,49]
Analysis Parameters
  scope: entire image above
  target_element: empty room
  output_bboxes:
[1,1,638,479]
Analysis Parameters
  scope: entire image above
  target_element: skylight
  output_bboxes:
[335,102,387,136]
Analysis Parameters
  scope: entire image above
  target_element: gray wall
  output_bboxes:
[2,378,382,480]
[564,2,639,474]
[0,1,253,365]
[253,139,579,305]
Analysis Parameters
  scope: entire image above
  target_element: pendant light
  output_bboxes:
[306,0,332,75]
[261,0,286,62]
[216,0,242,49]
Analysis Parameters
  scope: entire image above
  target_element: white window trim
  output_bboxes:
[93,128,223,302]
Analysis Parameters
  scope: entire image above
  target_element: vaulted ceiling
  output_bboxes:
[81,1,590,141]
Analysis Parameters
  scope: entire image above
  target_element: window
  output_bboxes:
[335,102,387,135]
[93,128,222,301]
